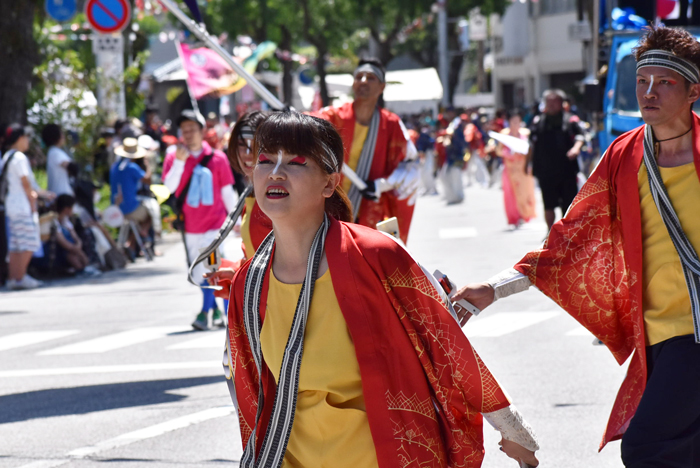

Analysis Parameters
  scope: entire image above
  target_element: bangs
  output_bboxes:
[253,111,343,173]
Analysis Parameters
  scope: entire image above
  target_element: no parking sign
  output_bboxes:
[85,0,131,34]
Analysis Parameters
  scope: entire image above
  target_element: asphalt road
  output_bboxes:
[0,183,627,468]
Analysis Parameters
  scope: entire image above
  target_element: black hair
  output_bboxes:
[227,110,269,172]
[506,109,524,121]
[2,123,25,153]
[56,193,76,213]
[41,123,63,147]
[253,111,352,222]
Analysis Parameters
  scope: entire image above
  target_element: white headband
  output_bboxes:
[637,49,700,84]
[354,63,385,83]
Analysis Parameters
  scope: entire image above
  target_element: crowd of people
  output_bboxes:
[401,91,596,231]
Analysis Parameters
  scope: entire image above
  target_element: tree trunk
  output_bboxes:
[281,26,293,107]
[0,1,40,125]
[315,45,330,107]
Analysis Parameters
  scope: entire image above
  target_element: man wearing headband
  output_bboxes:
[452,24,700,466]
[312,58,419,243]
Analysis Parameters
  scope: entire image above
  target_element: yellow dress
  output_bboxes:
[240,196,257,259]
[341,123,369,194]
[638,163,700,345]
[260,269,378,468]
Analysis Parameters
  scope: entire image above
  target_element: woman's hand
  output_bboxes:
[205,268,236,298]
[500,438,539,467]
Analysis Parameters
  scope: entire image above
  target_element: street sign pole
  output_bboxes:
[93,35,127,120]
[157,0,284,110]
[85,0,132,121]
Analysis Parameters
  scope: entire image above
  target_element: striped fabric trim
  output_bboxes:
[347,109,380,220]
[240,215,330,468]
[637,50,700,84]
[187,184,254,286]
[642,125,700,343]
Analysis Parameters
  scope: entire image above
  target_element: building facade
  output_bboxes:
[492,0,586,110]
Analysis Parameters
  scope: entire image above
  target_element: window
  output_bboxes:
[540,0,576,15]
[614,55,639,113]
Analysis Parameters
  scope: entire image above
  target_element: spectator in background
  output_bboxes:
[143,104,165,153]
[51,194,100,276]
[204,112,222,150]
[1,125,45,290]
[43,124,75,197]
[110,138,154,243]
[528,89,584,231]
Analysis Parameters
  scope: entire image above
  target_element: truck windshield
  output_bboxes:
[614,55,640,113]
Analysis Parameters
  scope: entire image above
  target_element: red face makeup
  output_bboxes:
[289,156,307,165]
[258,154,271,163]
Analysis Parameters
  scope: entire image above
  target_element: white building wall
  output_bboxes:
[493,2,584,109]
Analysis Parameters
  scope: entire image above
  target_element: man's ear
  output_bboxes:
[688,83,700,103]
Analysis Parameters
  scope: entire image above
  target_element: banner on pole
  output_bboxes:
[176,42,277,100]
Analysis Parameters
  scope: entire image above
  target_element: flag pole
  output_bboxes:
[158,0,285,110]
[174,39,202,114]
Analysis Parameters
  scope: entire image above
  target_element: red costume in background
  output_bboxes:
[514,115,700,448]
[313,103,414,242]
[228,220,510,467]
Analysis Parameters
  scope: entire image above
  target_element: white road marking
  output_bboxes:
[0,331,78,351]
[39,327,185,355]
[464,312,559,337]
[566,327,594,337]
[16,406,235,468]
[167,331,226,350]
[0,361,222,378]
[439,226,478,239]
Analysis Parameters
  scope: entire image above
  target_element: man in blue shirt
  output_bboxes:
[109,138,153,240]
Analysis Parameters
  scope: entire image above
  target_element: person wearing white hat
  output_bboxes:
[109,137,154,243]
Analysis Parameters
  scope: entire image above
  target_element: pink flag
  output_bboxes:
[177,43,246,100]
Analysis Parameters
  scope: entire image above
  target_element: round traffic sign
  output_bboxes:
[85,0,131,35]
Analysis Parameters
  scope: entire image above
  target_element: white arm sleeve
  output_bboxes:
[482,405,539,452]
[163,159,185,194]
[221,184,238,213]
[487,268,532,302]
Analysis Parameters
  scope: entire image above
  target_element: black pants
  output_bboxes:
[537,174,578,213]
[621,335,700,467]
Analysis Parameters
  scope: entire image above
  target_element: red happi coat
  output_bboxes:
[313,103,415,243]
[515,114,700,448]
[227,219,510,467]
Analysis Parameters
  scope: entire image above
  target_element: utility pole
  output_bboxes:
[437,0,450,107]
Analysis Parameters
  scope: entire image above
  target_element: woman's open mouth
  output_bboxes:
[266,187,289,199]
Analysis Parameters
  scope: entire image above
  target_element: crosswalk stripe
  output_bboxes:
[0,361,222,378]
[0,331,79,351]
[464,312,559,337]
[439,226,478,239]
[15,406,236,468]
[38,327,186,355]
[167,330,226,350]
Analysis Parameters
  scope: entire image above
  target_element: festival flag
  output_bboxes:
[176,42,277,100]
[177,42,246,99]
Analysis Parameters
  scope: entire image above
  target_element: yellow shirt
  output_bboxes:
[341,123,369,193]
[241,196,257,259]
[261,269,378,468]
[638,163,700,345]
